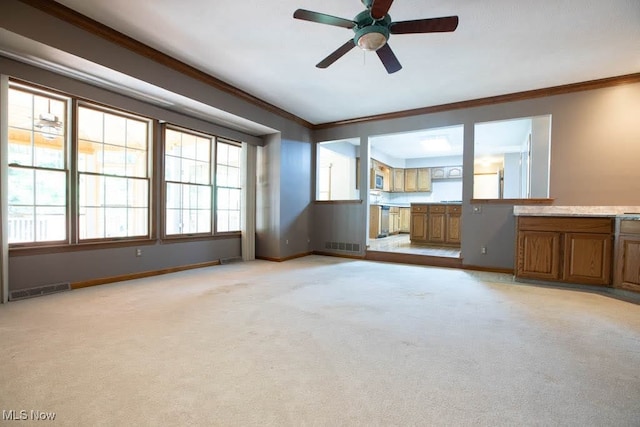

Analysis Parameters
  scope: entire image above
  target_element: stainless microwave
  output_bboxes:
[374,173,384,190]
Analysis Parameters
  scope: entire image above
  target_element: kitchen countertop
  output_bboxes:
[370,203,411,208]
[513,206,640,217]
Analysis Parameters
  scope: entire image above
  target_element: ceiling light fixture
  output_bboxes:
[355,27,388,51]
[422,136,451,152]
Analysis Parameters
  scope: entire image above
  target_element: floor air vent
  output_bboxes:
[324,242,361,253]
[220,257,243,265]
[9,282,71,301]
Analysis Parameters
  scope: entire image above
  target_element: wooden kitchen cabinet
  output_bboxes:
[614,219,640,292]
[417,168,432,192]
[410,203,461,247]
[515,216,614,286]
[428,205,446,243]
[369,205,381,239]
[563,233,612,285]
[446,205,462,244]
[516,230,562,280]
[392,169,405,192]
[399,207,410,233]
[404,168,431,192]
[410,205,428,241]
[404,168,417,192]
[389,207,400,235]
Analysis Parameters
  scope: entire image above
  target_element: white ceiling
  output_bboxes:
[355,117,532,159]
[48,0,640,126]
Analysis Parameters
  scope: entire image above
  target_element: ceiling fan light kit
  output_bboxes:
[293,0,458,74]
[354,11,391,51]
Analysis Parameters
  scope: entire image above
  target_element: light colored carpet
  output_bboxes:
[1,255,639,426]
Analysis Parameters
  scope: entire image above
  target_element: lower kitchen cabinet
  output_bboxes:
[410,203,461,247]
[515,216,614,286]
[446,205,462,244]
[563,232,612,285]
[614,219,640,292]
[516,230,561,280]
[410,206,428,241]
[428,205,446,243]
[389,207,400,235]
[399,207,410,233]
[369,205,381,239]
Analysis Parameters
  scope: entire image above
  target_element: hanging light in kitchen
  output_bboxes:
[36,99,63,140]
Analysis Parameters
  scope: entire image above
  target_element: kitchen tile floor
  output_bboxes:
[368,234,461,258]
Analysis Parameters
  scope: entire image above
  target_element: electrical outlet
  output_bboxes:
[136,248,142,257]
[285,239,289,245]
[481,246,487,254]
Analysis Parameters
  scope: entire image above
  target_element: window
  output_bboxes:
[162,129,242,236]
[77,105,150,239]
[215,141,241,232]
[7,85,68,244]
[164,127,212,235]
[5,81,242,248]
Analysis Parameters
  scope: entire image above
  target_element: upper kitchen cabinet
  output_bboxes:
[405,168,432,192]
[371,159,391,191]
[391,168,405,192]
[431,166,463,180]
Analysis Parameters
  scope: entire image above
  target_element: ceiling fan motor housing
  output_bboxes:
[353,10,391,50]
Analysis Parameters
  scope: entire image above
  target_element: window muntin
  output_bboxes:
[77,105,150,239]
[216,141,241,233]
[164,127,213,236]
[7,86,68,244]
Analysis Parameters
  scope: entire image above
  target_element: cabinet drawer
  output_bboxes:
[447,205,462,214]
[620,220,640,235]
[411,205,427,213]
[429,205,446,214]
[518,216,613,233]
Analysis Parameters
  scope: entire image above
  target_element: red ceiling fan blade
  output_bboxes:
[390,16,459,34]
[293,9,356,29]
[316,40,357,68]
[376,43,402,74]
[370,0,394,20]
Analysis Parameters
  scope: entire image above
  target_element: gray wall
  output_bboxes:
[313,82,640,269]
[9,239,240,290]
[1,0,313,290]
[279,139,312,258]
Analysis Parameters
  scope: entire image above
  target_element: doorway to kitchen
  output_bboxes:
[366,124,464,262]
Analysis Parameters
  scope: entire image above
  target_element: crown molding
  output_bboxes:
[17,0,314,129]
[313,72,640,130]
[15,1,640,133]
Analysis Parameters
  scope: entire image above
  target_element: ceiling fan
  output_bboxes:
[293,0,458,74]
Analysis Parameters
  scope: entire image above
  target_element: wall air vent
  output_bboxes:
[323,242,361,253]
[9,282,71,301]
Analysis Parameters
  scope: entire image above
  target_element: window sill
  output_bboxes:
[314,200,363,205]
[161,233,240,244]
[9,238,157,257]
